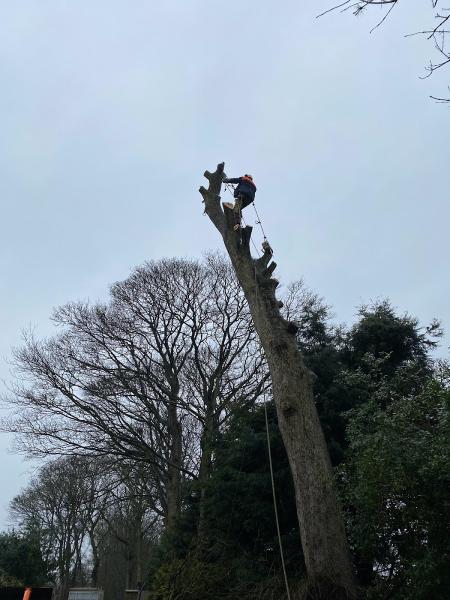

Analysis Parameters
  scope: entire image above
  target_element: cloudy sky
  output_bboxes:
[1,1,448,527]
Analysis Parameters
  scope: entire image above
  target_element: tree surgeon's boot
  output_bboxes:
[222,202,234,210]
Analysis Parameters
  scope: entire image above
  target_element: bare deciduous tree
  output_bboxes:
[93,462,160,591]
[181,254,269,534]
[5,256,267,534]
[10,457,104,600]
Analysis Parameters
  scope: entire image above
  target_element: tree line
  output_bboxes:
[1,254,449,599]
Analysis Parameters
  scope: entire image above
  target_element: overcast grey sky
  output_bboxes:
[1,1,448,528]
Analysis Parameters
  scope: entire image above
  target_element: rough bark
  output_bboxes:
[200,163,356,596]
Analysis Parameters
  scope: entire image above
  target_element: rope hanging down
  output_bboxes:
[264,393,292,600]
[252,201,268,241]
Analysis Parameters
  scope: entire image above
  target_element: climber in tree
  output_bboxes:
[222,174,257,214]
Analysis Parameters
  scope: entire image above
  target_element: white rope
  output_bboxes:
[263,393,292,600]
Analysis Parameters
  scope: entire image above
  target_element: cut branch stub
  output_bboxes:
[199,162,226,234]
[204,163,224,192]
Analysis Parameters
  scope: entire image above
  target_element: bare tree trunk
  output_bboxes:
[89,530,100,586]
[135,527,143,586]
[166,397,182,529]
[200,163,356,597]
[58,538,73,600]
[126,547,133,590]
[197,403,215,537]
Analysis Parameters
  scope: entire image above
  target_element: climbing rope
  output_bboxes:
[224,183,270,256]
[264,388,292,600]
[223,182,236,197]
[241,213,261,256]
[252,201,268,242]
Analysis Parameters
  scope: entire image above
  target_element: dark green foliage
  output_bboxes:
[341,366,450,599]
[148,403,303,599]
[203,403,301,569]
[306,300,440,465]
[0,530,50,586]
[150,557,228,600]
[147,298,449,599]
[347,301,438,378]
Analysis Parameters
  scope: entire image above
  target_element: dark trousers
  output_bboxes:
[235,193,253,210]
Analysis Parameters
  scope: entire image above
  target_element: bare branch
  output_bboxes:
[320,0,450,101]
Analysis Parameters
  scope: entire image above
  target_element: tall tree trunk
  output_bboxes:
[58,539,73,600]
[135,527,143,586]
[166,397,182,529]
[197,402,215,537]
[126,547,133,590]
[200,163,356,597]
[89,530,100,586]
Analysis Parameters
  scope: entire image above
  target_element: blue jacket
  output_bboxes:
[224,176,257,201]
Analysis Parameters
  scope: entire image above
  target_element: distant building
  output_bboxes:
[67,589,103,600]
